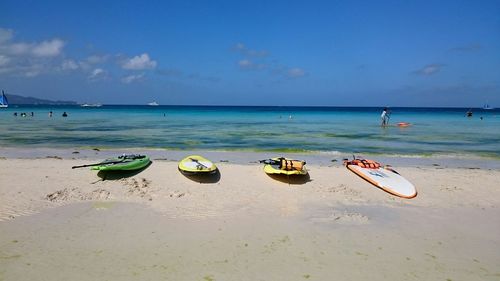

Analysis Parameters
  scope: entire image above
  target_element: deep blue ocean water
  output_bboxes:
[0,105,499,158]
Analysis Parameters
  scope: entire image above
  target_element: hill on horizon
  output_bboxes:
[2,92,77,105]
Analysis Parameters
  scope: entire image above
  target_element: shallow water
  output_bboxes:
[1,105,499,158]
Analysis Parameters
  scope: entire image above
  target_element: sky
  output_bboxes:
[0,0,499,106]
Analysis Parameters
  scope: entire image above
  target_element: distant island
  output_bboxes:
[4,93,77,105]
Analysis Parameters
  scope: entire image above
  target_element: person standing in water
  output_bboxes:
[381,107,390,127]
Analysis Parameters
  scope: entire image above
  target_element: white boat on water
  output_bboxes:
[483,104,494,110]
[0,90,8,108]
[81,103,102,107]
[148,101,159,106]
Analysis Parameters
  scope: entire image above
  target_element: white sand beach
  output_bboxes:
[1,152,499,280]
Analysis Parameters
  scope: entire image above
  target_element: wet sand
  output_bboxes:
[1,154,500,280]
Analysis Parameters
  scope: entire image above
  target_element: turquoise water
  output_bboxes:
[0,105,499,158]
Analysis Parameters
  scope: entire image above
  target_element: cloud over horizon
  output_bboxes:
[287,67,306,78]
[0,32,65,58]
[233,43,307,80]
[0,27,66,77]
[121,73,144,83]
[88,68,108,81]
[233,43,269,57]
[237,59,267,70]
[121,53,157,70]
[412,64,445,76]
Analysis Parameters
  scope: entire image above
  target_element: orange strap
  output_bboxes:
[351,159,381,169]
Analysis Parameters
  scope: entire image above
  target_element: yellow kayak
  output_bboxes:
[178,155,217,175]
[261,157,308,176]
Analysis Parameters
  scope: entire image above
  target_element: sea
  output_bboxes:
[0,105,499,159]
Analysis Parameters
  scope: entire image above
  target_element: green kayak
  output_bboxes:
[90,155,151,171]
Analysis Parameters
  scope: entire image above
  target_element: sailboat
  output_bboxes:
[0,90,8,108]
[483,104,494,110]
[147,101,159,106]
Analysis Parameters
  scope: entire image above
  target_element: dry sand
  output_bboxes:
[1,155,499,280]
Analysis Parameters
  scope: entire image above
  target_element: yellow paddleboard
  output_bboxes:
[262,157,308,176]
[178,155,217,175]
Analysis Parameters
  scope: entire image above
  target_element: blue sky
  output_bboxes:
[1,0,499,106]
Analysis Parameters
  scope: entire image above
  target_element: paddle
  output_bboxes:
[189,157,209,169]
[71,159,125,169]
[71,154,145,169]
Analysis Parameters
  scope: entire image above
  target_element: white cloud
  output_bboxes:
[0,29,65,77]
[76,54,109,71]
[88,68,107,81]
[0,55,9,66]
[122,53,157,70]
[61,59,79,70]
[0,38,65,57]
[233,42,306,80]
[25,67,42,77]
[413,64,444,76]
[0,28,13,43]
[238,59,253,68]
[90,68,104,77]
[86,54,108,64]
[235,43,245,50]
[31,39,65,57]
[238,59,267,70]
[233,43,268,57]
[3,64,44,77]
[4,42,30,55]
[287,67,306,78]
[121,73,144,84]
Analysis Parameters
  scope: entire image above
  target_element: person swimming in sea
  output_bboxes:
[62,112,68,117]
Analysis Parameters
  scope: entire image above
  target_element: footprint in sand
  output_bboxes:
[81,188,111,200]
[169,190,189,198]
[440,185,463,192]
[122,178,153,200]
[310,209,370,225]
[326,184,363,201]
[45,187,111,202]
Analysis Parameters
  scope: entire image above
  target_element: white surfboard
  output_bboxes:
[346,163,417,198]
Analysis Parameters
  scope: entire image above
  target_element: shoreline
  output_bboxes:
[1,146,499,169]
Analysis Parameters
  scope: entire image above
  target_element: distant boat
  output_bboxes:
[483,104,494,110]
[81,103,102,107]
[0,90,8,108]
[148,101,159,106]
